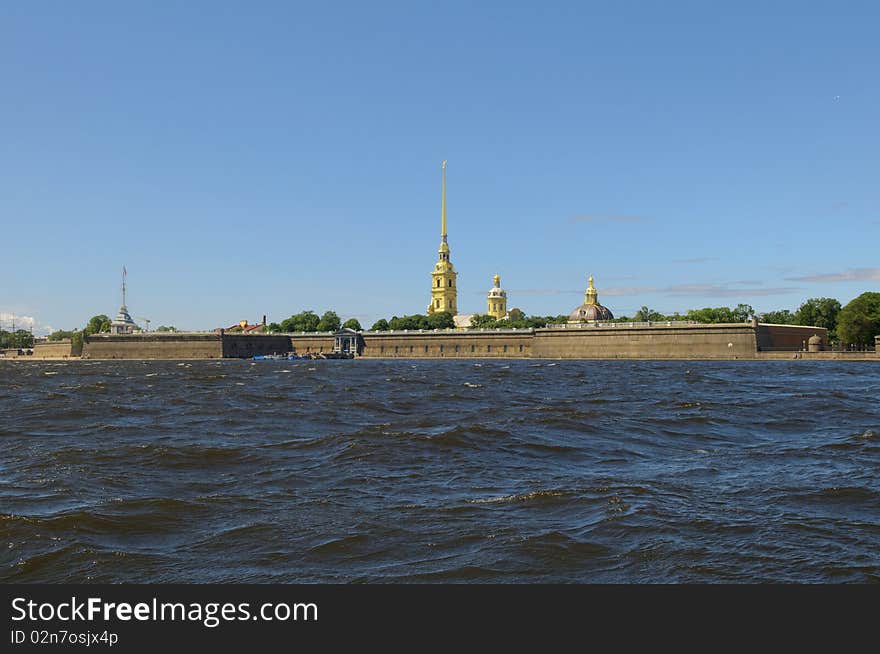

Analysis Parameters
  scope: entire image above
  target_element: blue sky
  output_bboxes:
[1,1,878,333]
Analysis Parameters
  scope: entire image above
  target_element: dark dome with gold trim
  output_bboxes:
[569,275,614,322]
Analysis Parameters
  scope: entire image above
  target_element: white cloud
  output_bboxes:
[787,268,880,283]
[0,312,54,335]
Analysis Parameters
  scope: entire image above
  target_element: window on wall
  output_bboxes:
[436,279,440,287]
[471,345,475,352]
[487,345,492,352]
[410,346,413,353]
[519,344,523,352]
[436,300,440,308]
[440,345,444,352]
[448,279,452,287]
[424,345,428,353]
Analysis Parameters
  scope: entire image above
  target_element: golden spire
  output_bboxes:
[494,274,500,287]
[441,160,447,242]
[584,274,598,305]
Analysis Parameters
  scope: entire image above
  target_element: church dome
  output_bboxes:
[569,303,614,322]
[487,274,507,299]
[569,275,614,322]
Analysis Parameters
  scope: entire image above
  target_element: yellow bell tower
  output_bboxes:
[427,160,458,315]
[487,274,507,319]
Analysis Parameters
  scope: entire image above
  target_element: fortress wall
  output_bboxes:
[33,340,75,358]
[359,331,533,358]
[756,351,878,360]
[532,324,758,359]
[83,334,223,359]
[287,335,336,354]
[222,334,295,358]
[756,324,828,350]
[75,325,865,360]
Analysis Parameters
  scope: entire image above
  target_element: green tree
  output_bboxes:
[155,325,178,332]
[71,331,84,354]
[342,318,362,331]
[17,330,33,348]
[836,292,880,347]
[281,310,320,333]
[0,329,34,348]
[84,314,111,335]
[317,311,341,332]
[634,306,666,322]
[47,329,77,341]
[794,297,841,338]
[470,314,498,328]
[426,311,455,330]
[266,322,282,333]
[732,304,755,322]
[508,307,525,322]
[686,307,736,323]
[370,319,389,331]
[759,309,795,325]
[388,314,430,330]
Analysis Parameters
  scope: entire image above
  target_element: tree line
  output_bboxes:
[618,294,880,346]
[44,315,178,350]
[601,295,878,346]
[369,293,876,347]
[0,329,35,349]
[266,311,362,333]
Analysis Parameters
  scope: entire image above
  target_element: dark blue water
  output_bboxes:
[2,359,879,583]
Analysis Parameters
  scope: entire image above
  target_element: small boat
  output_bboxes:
[252,352,306,361]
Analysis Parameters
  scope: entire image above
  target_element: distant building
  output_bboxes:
[568,275,614,323]
[109,267,141,335]
[427,160,458,316]
[487,274,508,319]
[214,317,267,334]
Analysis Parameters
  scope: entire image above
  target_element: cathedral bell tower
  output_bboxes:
[428,160,458,315]
[487,274,507,319]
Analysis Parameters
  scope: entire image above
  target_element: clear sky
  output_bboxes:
[2,1,878,334]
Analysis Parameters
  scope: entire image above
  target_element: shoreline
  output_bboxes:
[3,354,878,363]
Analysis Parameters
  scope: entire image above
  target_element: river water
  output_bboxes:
[1,359,878,583]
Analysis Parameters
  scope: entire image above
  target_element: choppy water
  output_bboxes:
[1,359,879,583]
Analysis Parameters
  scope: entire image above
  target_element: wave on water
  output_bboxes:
[2,358,880,583]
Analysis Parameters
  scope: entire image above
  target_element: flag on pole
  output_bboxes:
[123,266,127,277]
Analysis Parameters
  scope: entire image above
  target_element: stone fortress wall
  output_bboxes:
[83,333,224,359]
[32,340,78,358]
[74,323,879,361]
[291,322,833,360]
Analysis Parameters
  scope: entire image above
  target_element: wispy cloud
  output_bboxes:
[570,214,645,224]
[506,289,581,296]
[664,284,799,297]
[507,286,660,297]
[601,286,661,297]
[786,268,880,283]
[729,279,763,286]
[505,283,796,299]
[0,312,59,336]
[673,256,718,264]
[0,312,36,330]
